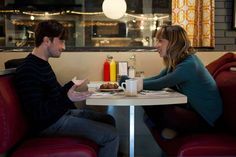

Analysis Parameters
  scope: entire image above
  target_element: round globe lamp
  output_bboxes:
[102,0,127,19]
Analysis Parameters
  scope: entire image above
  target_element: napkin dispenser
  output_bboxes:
[118,61,128,76]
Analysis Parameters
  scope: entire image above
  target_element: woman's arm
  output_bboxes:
[144,62,193,90]
[144,68,167,81]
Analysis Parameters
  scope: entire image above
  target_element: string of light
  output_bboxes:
[22,11,63,16]
[126,13,169,21]
[0,9,169,21]
[0,10,20,13]
[70,11,103,15]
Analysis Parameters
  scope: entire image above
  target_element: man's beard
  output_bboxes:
[48,47,61,58]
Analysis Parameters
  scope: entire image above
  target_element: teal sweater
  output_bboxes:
[144,54,223,126]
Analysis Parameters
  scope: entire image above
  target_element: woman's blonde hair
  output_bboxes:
[156,25,195,69]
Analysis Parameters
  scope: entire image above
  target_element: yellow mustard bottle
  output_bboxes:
[110,59,116,82]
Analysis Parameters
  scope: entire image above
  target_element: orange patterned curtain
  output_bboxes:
[172,0,215,47]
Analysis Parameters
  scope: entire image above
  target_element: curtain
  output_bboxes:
[172,0,215,47]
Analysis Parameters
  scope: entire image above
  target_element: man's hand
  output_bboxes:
[72,76,89,87]
[67,84,93,102]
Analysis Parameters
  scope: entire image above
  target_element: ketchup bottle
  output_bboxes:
[103,59,110,81]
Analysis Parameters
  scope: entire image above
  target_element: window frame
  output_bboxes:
[234,0,236,29]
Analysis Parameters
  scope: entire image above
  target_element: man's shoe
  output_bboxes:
[161,128,177,140]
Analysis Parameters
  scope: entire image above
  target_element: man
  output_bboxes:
[14,20,119,157]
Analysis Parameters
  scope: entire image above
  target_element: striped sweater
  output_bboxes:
[14,53,75,133]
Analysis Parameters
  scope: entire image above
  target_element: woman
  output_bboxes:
[143,25,222,139]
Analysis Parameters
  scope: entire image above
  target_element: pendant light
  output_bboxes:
[102,0,127,19]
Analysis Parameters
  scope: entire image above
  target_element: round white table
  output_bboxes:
[86,89,187,157]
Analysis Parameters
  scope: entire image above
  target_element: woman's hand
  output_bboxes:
[67,84,93,102]
[119,75,130,86]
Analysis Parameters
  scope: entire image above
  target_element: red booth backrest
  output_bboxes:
[206,52,236,133]
[215,70,236,133]
[0,73,28,153]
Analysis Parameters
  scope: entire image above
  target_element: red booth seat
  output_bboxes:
[0,69,98,157]
[178,133,236,156]
[145,53,236,156]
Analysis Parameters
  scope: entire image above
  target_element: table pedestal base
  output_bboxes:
[129,105,135,157]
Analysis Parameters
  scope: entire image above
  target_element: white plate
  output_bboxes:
[98,87,123,92]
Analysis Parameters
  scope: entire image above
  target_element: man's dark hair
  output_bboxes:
[34,20,67,47]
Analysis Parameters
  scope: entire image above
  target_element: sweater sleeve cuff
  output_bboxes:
[63,81,74,91]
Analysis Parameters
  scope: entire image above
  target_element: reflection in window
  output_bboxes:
[0,0,171,49]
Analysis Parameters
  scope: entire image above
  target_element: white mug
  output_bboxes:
[121,79,138,96]
[135,77,143,92]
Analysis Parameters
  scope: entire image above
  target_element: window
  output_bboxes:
[0,0,171,51]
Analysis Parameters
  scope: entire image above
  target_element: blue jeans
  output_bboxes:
[41,109,119,157]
